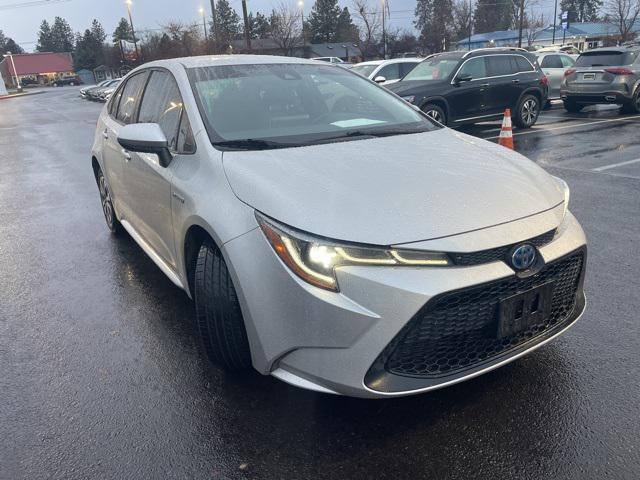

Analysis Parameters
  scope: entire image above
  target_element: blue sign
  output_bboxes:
[561,11,570,30]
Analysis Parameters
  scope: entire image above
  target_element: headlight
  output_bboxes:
[553,176,570,218]
[257,214,451,291]
[401,95,416,103]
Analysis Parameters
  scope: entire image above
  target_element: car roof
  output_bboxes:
[353,58,421,67]
[141,54,320,71]
[581,46,638,53]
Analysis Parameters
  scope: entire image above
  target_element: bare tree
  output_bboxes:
[353,0,381,60]
[525,10,546,47]
[452,0,474,43]
[606,0,640,42]
[270,2,302,56]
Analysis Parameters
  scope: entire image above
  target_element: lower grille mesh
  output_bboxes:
[382,251,584,379]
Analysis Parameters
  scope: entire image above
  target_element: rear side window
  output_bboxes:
[138,70,195,154]
[487,56,516,76]
[575,51,628,67]
[400,62,419,76]
[458,57,487,79]
[514,56,535,72]
[116,73,147,124]
[541,55,563,69]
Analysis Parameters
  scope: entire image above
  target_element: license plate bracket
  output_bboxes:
[583,73,596,80]
[497,282,554,339]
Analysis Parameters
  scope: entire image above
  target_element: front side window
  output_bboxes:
[403,55,463,81]
[377,63,401,81]
[116,73,147,125]
[138,70,184,152]
[457,57,487,80]
[350,64,377,78]
[188,63,438,150]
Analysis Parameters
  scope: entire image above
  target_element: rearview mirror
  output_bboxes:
[117,123,172,168]
[454,73,472,84]
[373,75,387,83]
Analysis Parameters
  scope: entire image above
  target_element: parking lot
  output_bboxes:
[2,87,639,479]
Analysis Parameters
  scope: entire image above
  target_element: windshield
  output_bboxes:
[350,64,378,78]
[188,63,438,149]
[403,55,462,81]
[576,51,636,67]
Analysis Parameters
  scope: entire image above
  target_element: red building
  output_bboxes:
[0,52,75,87]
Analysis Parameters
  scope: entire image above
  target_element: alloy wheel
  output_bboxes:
[425,109,443,123]
[98,175,114,227]
[521,99,538,126]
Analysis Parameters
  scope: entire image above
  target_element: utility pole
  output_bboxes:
[468,0,472,51]
[200,8,209,53]
[241,0,252,52]
[517,0,525,48]
[552,0,558,44]
[125,0,140,62]
[381,0,387,59]
[209,0,218,50]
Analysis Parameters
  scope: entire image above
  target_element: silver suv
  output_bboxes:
[561,46,640,113]
[91,56,587,398]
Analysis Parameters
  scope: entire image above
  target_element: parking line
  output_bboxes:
[592,157,640,172]
[485,115,640,140]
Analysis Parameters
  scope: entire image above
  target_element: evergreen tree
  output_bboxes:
[415,0,454,53]
[247,11,271,39]
[473,0,514,34]
[559,0,603,23]
[307,0,342,43]
[50,17,75,52]
[113,18,133,44]
[336,7,358,42]
[36,20,55,51]
[0,30,25,54]
[211,0,241,47]
[74,20,107,70]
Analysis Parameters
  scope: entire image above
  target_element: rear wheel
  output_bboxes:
[421,103,447,126]
[620,89,640,114]
[563,99,583,113]
[194,242,251,371]
[513,94,540,128]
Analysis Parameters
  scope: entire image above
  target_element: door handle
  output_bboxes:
[121,149,131,161]
[480,83,490,90]
[512,79,520,84]
[172,191,185,204]
[102,129,109,139]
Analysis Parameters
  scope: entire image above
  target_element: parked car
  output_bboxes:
[92,55,586,398]
[537,45,582,55]
[312,56,346,64]
[561,46,640,113]
[86,79,121,101]
[387,48,548,128]
[536,52,576,103]
[52,75,81,87]
[97,82,121,102]
[350,58,421,85]
[80,80,111,98]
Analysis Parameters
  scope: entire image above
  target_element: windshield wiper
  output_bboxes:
[311,127,425,144]
[213,139,296,150]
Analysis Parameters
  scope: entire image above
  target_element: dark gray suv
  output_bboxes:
[561,46,640,113]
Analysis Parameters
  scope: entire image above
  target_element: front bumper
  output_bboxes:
[223,210,587,398]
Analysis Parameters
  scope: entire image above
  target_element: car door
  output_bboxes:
[540,54,565,99]
[101,72,148,220]
[447,56,490,121]
[121,69,194,269]
[484,55,521,115]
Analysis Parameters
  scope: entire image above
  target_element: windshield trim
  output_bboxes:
[186,63,441,151]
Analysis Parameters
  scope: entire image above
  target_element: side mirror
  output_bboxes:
[117,123,172,168]
[373,75,387,83]
[454,73,472,84]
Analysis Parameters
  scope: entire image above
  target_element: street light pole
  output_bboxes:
[125,0,140,62]
[241,0,252,52]
[298,0,305,48]
[209,0,218,50]
[199,7,209,52]
[468,0,472,51]
[381,0,387,59]
[552,0,558,44]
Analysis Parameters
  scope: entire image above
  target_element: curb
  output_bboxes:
[0,90,46,100]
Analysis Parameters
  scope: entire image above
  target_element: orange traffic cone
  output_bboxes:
[498,109,514,150]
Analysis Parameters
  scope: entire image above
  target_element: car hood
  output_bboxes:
[387,80,449,96]
[222,129,564,245]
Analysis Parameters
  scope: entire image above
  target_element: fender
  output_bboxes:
[419,95,451,118]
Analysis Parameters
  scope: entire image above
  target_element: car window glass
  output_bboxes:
[560,55,575,68]
[109,87,123,116]
[487,56,516,76]
[541,55,563,69]
[177,110,196,154]
[403,55,462,81]
[116,73,147,124]
[377,63,401,80]
[514,56,534,72]
[575,51,626,67]
[458,57,487,79]
[138,70,185,152]
[400,62,418,76]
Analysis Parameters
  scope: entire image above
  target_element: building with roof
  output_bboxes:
[0,52,75,87]
[456,21,640,51]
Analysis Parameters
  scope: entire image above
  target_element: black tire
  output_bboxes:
[194,242,251,371]
[513,94,540,128]
[97,169,121,234]
[563,100,583,113]
[620,89,640,114]
[543,100,552,110]
[421,103,447,126]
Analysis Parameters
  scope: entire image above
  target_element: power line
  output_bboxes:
[0,0,71,11]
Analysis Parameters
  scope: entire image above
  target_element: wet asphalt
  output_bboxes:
[1,88,639,480]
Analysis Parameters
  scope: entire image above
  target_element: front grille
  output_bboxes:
[380,251,584,379]
[450,229,556,266]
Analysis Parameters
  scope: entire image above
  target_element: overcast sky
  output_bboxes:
[1,0,420,52]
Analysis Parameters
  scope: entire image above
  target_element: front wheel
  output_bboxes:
[194,243,252,371]
[513,94,540,128]
[97,169,121,234]
[563,100,583,113]
[421,103,447,126]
